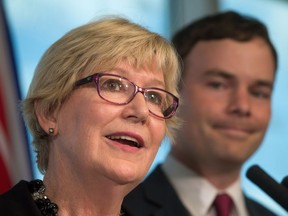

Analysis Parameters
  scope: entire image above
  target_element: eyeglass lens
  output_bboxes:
[97,74,176,118]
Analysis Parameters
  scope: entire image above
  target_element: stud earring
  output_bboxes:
[48,128,54,134]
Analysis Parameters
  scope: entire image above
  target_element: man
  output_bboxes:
[123,11,277,216]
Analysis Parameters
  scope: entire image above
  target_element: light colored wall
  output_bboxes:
[169,0,218,37]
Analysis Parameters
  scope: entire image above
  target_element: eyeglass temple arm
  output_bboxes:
[75,75,94,86]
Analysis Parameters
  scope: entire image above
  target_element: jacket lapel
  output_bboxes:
[143,166,190,216]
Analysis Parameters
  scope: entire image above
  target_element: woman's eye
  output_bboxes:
[102,79,122,91]
[146,91,163,105]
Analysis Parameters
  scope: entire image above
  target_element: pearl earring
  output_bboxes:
[48,128,54,134]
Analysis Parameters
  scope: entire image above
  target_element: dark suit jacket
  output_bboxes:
[123,165,277,216]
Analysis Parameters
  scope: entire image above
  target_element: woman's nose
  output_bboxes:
[122,92,150,123]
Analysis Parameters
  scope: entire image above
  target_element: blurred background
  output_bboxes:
[1,0,288,215]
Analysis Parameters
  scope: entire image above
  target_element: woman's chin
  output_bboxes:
[110,166,145,186]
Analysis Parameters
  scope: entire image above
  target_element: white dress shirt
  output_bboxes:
[162,154,249,216]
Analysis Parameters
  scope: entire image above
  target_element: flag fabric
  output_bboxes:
[0,2,33,194]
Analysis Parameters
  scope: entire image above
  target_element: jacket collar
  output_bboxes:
[142,165,190,216]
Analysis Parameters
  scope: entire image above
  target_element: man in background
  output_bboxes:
[123,11,277,216]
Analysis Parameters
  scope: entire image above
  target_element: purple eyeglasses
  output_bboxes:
[75,73,179,119]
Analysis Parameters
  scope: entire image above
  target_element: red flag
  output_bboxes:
[0,2,33,194]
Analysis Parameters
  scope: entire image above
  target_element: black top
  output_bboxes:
[0,180,42,216]
[0,180,130,216]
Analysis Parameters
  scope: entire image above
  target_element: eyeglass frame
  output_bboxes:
[74,73,179,119]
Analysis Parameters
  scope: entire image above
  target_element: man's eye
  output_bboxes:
[207,81,226,89]
[251,91,271,99]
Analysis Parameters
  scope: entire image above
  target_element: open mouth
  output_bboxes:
[106,135,143,148]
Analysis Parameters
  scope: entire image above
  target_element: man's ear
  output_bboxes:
[34,101,58,135]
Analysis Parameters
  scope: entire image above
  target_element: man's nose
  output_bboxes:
[227,87,251,117]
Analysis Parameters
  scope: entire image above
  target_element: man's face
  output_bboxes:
[173,38,275,171]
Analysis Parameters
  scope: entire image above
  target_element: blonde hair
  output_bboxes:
[22,17,181,173]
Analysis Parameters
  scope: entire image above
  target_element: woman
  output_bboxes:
[0,17,181,215]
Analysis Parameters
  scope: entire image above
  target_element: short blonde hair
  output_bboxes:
[22,17,181,174]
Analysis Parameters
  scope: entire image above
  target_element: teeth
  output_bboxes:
[107,135,140,146]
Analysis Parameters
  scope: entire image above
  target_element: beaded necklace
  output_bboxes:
[28,180,58,216]
[28,179,125,216]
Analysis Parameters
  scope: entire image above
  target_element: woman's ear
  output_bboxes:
[34,101,58,135]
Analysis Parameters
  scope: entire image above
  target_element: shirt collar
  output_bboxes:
[162,154,248,216]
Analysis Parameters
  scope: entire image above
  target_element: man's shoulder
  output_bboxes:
[123,165,189,216]
[124,165,170,202]
[245,196,278,216]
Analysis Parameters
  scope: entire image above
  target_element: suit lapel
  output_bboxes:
[244,194,277,216]
[143,166,190,216]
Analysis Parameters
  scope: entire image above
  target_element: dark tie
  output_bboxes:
[213,194,233,216]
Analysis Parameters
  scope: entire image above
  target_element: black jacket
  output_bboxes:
[123,165,277,216]
[0,180,42,216]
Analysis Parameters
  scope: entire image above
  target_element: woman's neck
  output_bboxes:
[43,169,126,216]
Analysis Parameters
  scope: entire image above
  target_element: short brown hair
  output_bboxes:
[173,11,277,76]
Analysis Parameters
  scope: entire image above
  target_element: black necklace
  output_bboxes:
[28,180,58,216]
